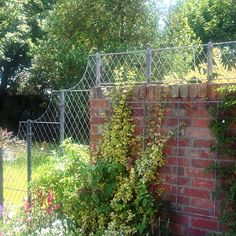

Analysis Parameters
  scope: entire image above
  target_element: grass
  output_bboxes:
[3,143,60,207]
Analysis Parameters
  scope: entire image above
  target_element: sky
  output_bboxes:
[157,0,177,9]
[156,0,178,28]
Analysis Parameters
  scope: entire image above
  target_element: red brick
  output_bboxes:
[166,157,177,165]
[90,117,107,124]
[179,148,213,159]
[185,168,213,179]
[162,183,171,192]
[134,127,144,135]
[190,197,214,209]
[90,109,99,117]
[177,195,190,205]
[160,166,171,175]
[172,166,185,176]
[90,108,110,117]
[171,214,190,225]
[184,188,210,199]
[165,118,178,126]
[198,83,207,98]
[160,127,171,135]
[192,179,215,189]
[167,138,189,147]
[185,128,213,139]
[164,108,172,116]
[90,135,102,143]
[146,85,156,100]
[132,108,144,116]
[191,159,215,168]
[164,175,176,184]
[170,223,185,235]
[193,139,215,148]
[90,99,109,108]
[132,118,143,126]
[130,99,143,108]
[186,108,209,118]
[184,206,211,216]
[208,83,218,98]
[170,195,190,205]
[177,176,191,186]
[90,125,99,134]
[178,158,191,167]
[192,119,210,128]
[185,227,207,236]
[191,218,218,231]
[164,147,176,155]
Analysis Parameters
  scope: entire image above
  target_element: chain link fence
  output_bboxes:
[2,41,236,210]
[97,41,236,85]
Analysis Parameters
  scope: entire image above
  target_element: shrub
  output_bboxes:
[2,81,172,235]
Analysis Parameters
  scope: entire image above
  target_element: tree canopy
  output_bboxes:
[0,0,235,94]
[29,0,160,92]
[0,0,56,94]
[172,0,236,43]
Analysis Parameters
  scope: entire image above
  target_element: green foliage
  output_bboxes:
[161,4,199,47]
[29,0,160,92]
[0,0,56,94]
[0,127,24,150]
[171,0,236,43]
[6,80,172,235]
[163,47,236,84]
[208,85,236,233]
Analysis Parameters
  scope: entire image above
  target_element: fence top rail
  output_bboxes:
[90,41,236,57]
[19,121,60,125]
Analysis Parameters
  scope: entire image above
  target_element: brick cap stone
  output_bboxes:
[90,83,229,100]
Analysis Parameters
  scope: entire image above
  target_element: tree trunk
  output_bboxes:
[0,70,8,95]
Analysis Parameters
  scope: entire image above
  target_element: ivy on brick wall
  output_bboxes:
[208,85,236,234]
[88,78,173,235]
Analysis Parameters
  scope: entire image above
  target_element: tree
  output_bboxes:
[29,0,160,92]
[161,8,199,47]
[171,0,236,43]
[0,0,56,95]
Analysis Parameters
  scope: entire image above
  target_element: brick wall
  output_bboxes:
[89,83,232,235]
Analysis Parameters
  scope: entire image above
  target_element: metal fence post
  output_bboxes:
[27,119,32,203]
[59,90,65,153]
[207,41,213,81]
[96,52,101,86]
[0,148,3,217]
[146,48,152,83]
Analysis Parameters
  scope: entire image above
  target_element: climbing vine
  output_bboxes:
[208,85,236,234]
[90,76,173,235]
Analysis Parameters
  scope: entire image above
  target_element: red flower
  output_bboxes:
[47,206,52,215]
[47,191,53,206]
[54,204,60,210]
[23,201,31,214]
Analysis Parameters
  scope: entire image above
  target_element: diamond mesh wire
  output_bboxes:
[95,41,236,85]
[152,44,208,83]
[99,51,147,84]
[6,41,236,210]
[212,42,236,81]
[2,147,27,207]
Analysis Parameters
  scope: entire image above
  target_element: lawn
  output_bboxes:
[3,143,59,207]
